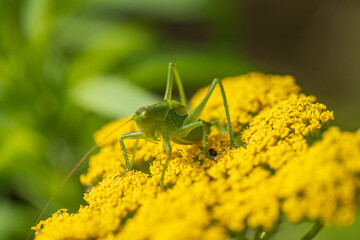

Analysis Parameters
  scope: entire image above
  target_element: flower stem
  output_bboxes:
[300,221,323,240]
[252,227,261,240]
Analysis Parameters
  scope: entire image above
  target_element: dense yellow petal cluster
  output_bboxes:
[190,72,301,132]
[241,94,333,169]
[32,73,359,240]
[277,127,360,224]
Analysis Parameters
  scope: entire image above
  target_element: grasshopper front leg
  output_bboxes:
[160,132,172,189]
[120,132,144,172]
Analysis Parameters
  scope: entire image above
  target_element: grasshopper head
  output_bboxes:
[132,102,169,139]
[133,106,159,139]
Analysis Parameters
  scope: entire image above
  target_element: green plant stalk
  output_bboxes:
[252,227,262,240]
[300,221,323,240]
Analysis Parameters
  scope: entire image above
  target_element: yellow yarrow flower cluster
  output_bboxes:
[32,73,360,240]
[277,127,360,224]
[190,72,301,132]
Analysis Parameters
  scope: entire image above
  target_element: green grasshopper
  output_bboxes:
[120,63,235,189]
[28,63,235,239]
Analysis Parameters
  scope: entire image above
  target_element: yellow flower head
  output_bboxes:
[32,73,359,240]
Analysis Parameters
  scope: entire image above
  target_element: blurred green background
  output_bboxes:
[0,0,359,239]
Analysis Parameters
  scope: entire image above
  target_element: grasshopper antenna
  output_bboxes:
[26,117,133,240]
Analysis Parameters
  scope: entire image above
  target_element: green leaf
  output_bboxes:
[0,198,26,240]
[0,127,43,173]
[68,75,161,118]
[68,24,154,83]
[51,18,112,51]
[21,0,51,44]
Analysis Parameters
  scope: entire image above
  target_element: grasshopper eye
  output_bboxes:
[141,110,148,118]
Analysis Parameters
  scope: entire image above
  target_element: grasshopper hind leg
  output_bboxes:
[172,120,215,160]
[182,78,235,148]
